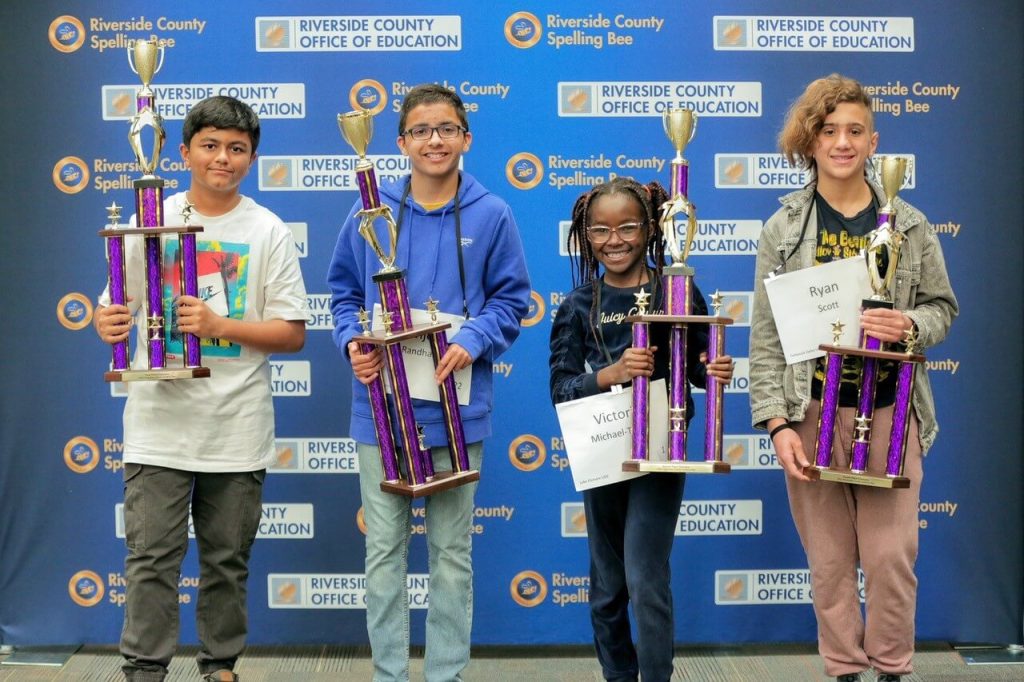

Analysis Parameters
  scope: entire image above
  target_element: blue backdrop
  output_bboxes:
[1,0,1021,647]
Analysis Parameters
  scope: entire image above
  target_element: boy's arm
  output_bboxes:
[187,219,307,355]
[176,299,304,353]
[327,202,369,362]
[449,205,531,361]
[549,302,600,404]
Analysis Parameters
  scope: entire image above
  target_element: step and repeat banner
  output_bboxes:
[1,0,1021,647]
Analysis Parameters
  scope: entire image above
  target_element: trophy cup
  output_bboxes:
[623,109,733,474]
[339,109,478,497]
[807,156,921,488]
[99,38,209,382]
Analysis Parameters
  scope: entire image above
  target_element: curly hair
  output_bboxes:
[778,74,873,169]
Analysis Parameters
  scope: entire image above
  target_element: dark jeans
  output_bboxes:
[120,464,265,681]
[583,473,685,682]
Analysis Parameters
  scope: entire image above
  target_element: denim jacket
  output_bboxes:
[749,184,958,453]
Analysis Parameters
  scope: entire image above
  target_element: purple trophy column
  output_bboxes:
[377,275,428,485]
[431,332,470,471]
[357,166,382,210]
[671,161,688,201]
[180,233,201,368]
[394,279,413,330]
[363,340,400,482]
[668,326,687,461]
[814,352,843,468]
[384,343,425,485]
[107,235,130,370]
[850,332,882,473]
[886,361,917,477]
[137,184,165,370]
[664,273,692,462]
[703,324,724,462]
[420,434,436,480]
[630,320,650,461]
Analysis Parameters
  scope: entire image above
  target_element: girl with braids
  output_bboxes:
[549,176,733,682]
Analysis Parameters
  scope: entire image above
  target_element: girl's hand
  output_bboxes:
[701,352,734,385]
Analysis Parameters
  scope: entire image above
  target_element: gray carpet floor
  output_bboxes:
[2,642,1022,681]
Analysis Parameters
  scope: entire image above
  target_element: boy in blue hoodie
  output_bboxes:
[327,84,530,682]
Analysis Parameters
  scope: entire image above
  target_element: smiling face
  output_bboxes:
[812,101,878,189]
[587,191,650,287]
[396,102,471,187]
[180,126,255,199]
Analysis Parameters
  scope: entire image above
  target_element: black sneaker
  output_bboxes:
[837,675,861,682]
[876,675,901,682]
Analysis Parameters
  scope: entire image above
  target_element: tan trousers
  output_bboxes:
[788,400,922,678]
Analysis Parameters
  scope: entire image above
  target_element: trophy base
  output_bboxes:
[622,459,731,474]
[804,466,910,489]
[105,367,211,382]
[380,469,480,498]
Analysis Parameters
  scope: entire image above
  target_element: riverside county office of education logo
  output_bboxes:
[57,292,93,330]
[104,88,137,118]
[49,15,86,53]
[510,570,548,607]
[717,156,749,186]
[521,291,546,327]
[270,576,302,606]
[505,12,542,49]
[722,436,751,467]
[560,84,593,114]
[719,292,752,326]
[261,159,294,188]
[717,572,750,602]
[53,156,90,194]
[716,18,749,48]
[68,570,105,607]
[561,502,587,537]
[350,79,388,115]
[258,19,291,49]
[506,153,543,190]
[273,440,299,470]
[508,434,546,471]
[64,436,100,474]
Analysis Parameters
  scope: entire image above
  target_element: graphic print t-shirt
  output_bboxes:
[810,192,897,408]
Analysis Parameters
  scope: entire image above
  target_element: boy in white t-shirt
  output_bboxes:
[94,96,308,682]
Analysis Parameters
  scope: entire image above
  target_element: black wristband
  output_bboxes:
[769,422,794,439]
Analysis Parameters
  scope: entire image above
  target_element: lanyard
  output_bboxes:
[395,177,469,318]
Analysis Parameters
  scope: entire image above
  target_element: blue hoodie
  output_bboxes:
[328,171,531,447]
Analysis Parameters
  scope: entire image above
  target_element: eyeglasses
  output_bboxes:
[402,124,467,140]
[586,222,645,244]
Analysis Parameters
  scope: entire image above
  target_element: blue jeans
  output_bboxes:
[120,464,265,681]
[583,473,685,682]
[357,442,483,682]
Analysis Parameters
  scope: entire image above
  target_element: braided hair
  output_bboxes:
[565,176,671,347]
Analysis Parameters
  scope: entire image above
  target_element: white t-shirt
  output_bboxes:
[99,192,308,472]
